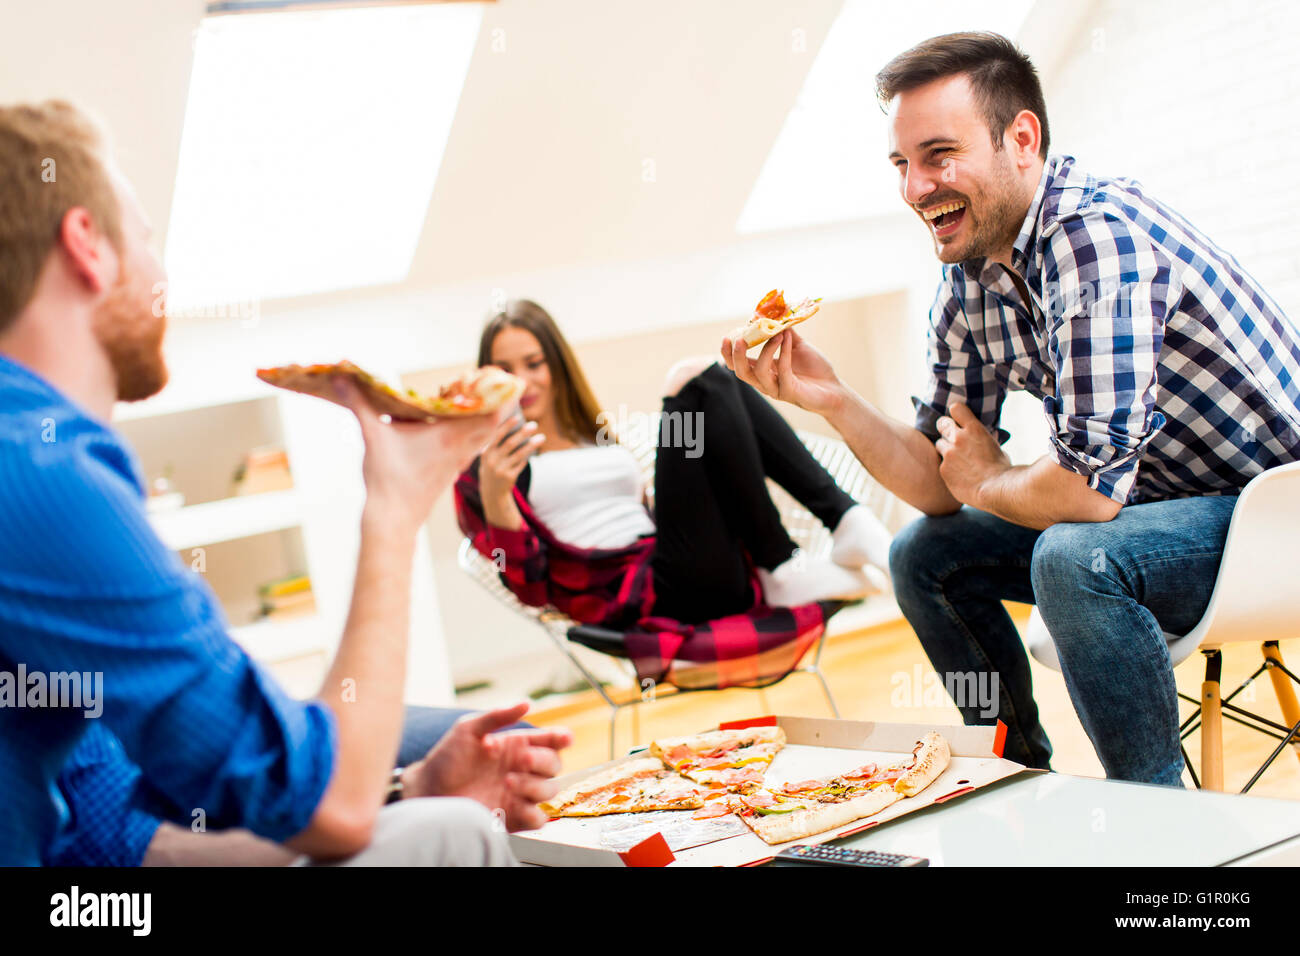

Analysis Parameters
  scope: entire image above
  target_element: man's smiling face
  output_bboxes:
[887,73,1029,265]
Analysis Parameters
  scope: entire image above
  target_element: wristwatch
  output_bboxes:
[385,767,406,805]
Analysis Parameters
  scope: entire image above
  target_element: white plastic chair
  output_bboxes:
[458,429,897,757]
[1024,460,1300,792]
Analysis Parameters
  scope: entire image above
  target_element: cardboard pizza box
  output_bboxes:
[509,715,1027,867]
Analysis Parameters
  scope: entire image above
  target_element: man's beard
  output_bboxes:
[90,263,168,402]
[933,154,1025,265]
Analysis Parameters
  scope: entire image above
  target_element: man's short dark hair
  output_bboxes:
[875,31,1050,160]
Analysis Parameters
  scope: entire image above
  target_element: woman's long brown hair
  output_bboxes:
[477,299,606,445]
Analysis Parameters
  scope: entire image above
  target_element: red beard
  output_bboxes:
[91,264,168,402]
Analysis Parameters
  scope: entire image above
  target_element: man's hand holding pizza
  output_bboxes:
[333,377,505,536]
[933,402,1013,509]
[722,329,849,418]
[400,703,574,831]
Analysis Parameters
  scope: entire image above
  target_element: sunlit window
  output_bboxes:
[736,0,1034,235]
[164,3,484,313]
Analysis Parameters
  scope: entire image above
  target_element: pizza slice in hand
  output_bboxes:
[256,360,525,422]
[733,289,821,348]
[650,726,786,793]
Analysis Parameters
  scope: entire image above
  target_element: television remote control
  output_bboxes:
[773,844,929,867]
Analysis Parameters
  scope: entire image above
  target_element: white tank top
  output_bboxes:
[526,444,656,550]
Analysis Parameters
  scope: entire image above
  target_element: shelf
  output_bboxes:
[231,614,331,664]
[150,489,302,551]
[114,382,277,423]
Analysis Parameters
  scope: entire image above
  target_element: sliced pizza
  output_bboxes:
[733,289,821,348]
[738,784,903,845]
[424,366,527,417]
[256,360,524,422]
[539,758,706,818]
[735,731,952,845]
[649,726,786,792]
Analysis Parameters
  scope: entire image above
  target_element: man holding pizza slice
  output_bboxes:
[0,100,569,865]
[724,32,1300,786]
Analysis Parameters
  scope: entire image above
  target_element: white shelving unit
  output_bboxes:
[150,489,302,551]
[231,614,332,664]
[112,364,455,705]
[118,394,332,679]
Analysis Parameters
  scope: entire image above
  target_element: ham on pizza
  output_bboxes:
[539,758,706,817]
[715,732,953,844]
[649,726,786,793]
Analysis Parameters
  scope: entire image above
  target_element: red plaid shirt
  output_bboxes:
[454,459,839,690]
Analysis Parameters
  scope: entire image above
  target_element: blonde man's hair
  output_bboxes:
[0,100,123,332]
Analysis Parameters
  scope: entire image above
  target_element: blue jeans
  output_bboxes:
[888,496,1238,786]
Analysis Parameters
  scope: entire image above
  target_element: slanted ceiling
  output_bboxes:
[0,0,845,301]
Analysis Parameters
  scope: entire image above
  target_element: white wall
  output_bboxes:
[102,0,1300,703]
[986,0,1300,466]
[1046,0,1300,315]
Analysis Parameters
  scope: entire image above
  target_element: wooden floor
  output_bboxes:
[528,603,1300,800]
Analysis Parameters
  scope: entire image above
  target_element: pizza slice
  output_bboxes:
[256,360,524,422]
[539,758,706,817]
[733,289,821,348]
[649,726,786,793]
[735,732,952,845]
[424,366,528,417]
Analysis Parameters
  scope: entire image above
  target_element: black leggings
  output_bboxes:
[650,362,856,623]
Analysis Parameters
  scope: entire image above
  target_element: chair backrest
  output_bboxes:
[1185,460,1300,647]
[458,430,894,619]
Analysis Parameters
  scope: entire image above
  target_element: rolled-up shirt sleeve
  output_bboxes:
[1041,215,1175,504]
[46,724,161,867]
[912,274,1011,446]
[0,432,336,846]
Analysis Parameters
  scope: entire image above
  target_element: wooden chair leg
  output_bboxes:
[1201,649,1225,791]
[1262,642,1300,767]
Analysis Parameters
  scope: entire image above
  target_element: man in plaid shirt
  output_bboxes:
[725,32,1300,786]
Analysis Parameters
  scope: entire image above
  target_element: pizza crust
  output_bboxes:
[894,732,952,797]
[256,361,524,421]
[648,726,785,763]
[740,731,952,844]
[743,787,903,845]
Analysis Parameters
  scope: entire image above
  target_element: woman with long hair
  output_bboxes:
[454,299,891,635]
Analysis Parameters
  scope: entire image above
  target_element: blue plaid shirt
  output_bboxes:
[0,354,336,865]
[914,155,1300,504]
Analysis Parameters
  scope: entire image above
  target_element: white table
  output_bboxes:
[839,770,1300,866]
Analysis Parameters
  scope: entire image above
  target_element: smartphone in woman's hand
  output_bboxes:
[500,406,527,445]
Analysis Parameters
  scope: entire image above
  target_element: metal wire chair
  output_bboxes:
[457,429,896,756]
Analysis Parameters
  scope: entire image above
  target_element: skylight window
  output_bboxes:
[164,3,483,313]
[736,0,1034,235]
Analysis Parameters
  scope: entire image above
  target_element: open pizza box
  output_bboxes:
[510,715,1026,867]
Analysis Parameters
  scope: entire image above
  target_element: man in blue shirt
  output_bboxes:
[0,100,569,865]
[724,33,1300,785]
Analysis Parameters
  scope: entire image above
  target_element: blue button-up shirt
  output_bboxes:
[914,155,1300,504]
[0,354,336,865]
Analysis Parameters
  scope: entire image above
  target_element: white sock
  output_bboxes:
[757,553,878,607]
[830,504,893,576]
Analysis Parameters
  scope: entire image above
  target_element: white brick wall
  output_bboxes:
[999,0,1300,464]
[1045,0,1300,313]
